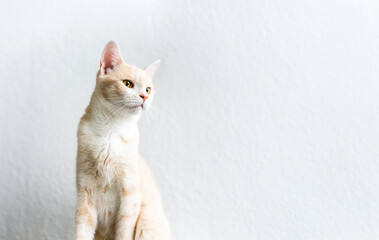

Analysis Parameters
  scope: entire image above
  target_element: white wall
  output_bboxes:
[1,0,379,239]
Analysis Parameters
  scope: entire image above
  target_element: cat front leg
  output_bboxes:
[115,171,141,240]
[75,187,97,240]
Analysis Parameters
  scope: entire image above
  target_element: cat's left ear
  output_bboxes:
[100,41,124,75]
[144,59,161,78]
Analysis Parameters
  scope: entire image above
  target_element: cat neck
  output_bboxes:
[84,92,141,134]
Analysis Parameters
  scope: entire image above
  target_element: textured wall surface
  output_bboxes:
[1,0,379,239]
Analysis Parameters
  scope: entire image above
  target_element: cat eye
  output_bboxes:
[123,80,133,88]
[146,87,151,94]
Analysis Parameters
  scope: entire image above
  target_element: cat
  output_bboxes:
[75,41,170,240]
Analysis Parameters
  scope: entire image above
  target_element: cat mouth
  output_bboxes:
[127,104,143,111]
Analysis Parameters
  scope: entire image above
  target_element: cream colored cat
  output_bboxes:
[75,41,170,240]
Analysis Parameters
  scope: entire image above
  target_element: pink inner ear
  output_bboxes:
[101,41,124,75]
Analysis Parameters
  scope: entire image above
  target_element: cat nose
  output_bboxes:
[139,94,148,102]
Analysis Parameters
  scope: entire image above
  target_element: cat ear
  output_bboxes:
[100,41,124,75]
[144,59,161,78]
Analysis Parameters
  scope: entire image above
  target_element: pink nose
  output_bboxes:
[139,95,148,102]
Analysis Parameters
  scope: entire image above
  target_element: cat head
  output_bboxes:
[95,41,160,118]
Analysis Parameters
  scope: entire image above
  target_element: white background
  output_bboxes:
[1,0,379,239]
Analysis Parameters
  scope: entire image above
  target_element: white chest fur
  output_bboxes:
[78,117,142,232]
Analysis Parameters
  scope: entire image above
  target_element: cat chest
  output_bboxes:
[88,129,138,161]
[94,181,119,221]
[92,149,140,215]
[93,168,141,232]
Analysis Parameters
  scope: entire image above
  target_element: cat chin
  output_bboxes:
[124,104,145,115]
[141,103,149,111]
[126,105,141,112]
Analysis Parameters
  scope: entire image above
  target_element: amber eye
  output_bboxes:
[146,87,151,94]
[123,80,133,88]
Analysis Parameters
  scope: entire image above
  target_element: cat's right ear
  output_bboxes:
[100,41,124,75]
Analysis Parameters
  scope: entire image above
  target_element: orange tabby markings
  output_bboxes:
[76,207,89,217]
[87,214,95,228]
[120,135,137,144]
[121,186,137,196]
